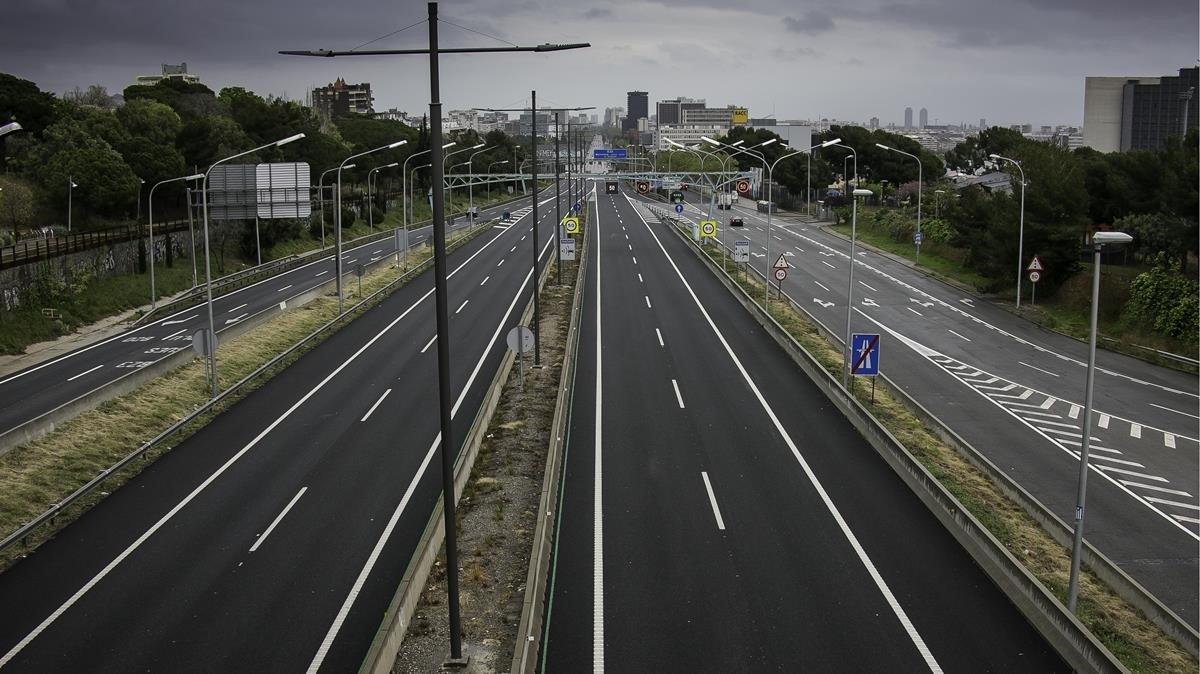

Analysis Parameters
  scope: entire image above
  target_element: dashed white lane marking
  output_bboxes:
[701,472,726,531]
[510,245,516,252]
[249,487,307,553]
[1165,434,1177,449]
[645,295,652,309]
[1069,405,1081,419]
[372,249,382,255]
[455,299,470,314]
[628,244,633,251]
[672,379,685,408]
[859,281,877,292]
[163,329,186,340]
[1149,403,1200,420]
[821,261,836,269]
[656,328,664,347]
[360,388,392,422]
[67,364,103,382]
[229,303,248,313]
[1098,414,1110,429]
[947,329,971,342]
[497,259,505,267]
[277,285,292,292]
[480,276,490,286]
[315,270,329,276]
[638,273,644,283]
[632,257,637,265]
[1130,424,1142,439]
[420,335,436,353]
[815,280,831,292]
[1019,361,1059,377]
[907,307,923,317]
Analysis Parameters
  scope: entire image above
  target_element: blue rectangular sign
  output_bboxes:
[593,148,628,159]
[850,333,880,376]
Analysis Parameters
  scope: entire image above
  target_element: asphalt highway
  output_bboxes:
[0,186,570,672]
[0,191,539,441]
[659,188,1200,625]
[542,184,1066,671]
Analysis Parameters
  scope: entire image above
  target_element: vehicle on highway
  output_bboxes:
[756,200,777,213]
[729,216,745,227]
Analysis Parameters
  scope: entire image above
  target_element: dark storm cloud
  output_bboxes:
[783,11,836,35]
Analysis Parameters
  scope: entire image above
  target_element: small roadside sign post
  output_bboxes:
[733,239,750,265]
[192,328,216,395]
[395,227,408,268]
[670,191,684,204]
[563,216,581,235]
[506,325,535,390]
[560,237,576,261]
[674,203,684,214]
[772,254,789,299]
[913,230,923,264]
[698,220,717,238]
[356,263,365,297]
[851,332,881,402]
[1027,256,1044,306]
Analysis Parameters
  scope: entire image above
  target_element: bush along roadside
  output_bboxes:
[0,222,490,571]
[686,236,1194,674]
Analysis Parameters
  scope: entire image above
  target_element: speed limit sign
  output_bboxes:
[636,181,650,194]
[774,268,787,282]
[736,179,751,194]
[1028,270,1041,283]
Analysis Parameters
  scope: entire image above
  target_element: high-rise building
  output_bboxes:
[603,107,624,128]
[869,116,880,129]
[1083,66,1198,152]
[625,91,649,132]
[979,118,987,130]
[919,107,928,129]
[656,97,706,125]
[904,107,913,128]
[312,78,374,118]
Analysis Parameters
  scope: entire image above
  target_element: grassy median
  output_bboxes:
[696,239,1193,674]
[0,223,491,571]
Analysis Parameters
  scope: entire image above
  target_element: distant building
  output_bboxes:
[919,107,928,129]
[904,107,913,128]
[869,116,880,129]
[624,91,649,132]
[747,123,812,150]
[656,97,706,125]
[603,107,624,128]
[656,124,731,150]
[312,78,374,118]
[519,111,552,137]
[1082,67,1198,152]
[133,63,200,86]
[373,108,422,127]
[979,118,987,130]
[682,105,748,126]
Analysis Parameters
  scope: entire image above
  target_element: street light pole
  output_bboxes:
[148,173,204,309]
[1067,230,1133,613]
[318,165,352,249]
[486,160,508,200]
[337,140,408,312]
[444,143,486,229]
[136,178,145,224]
[991,153,1027,308]
[368,161,399,233]
[555,111,563,283]
[877,143,923,263]
[466,146,488,226]
[202,133,305,398]
[67,176,77,232]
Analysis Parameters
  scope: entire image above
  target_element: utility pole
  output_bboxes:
[531,90,541,365]
[555,111,563,284]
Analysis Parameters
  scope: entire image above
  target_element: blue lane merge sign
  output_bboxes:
[850,333,880,376]
[593,149,628,159]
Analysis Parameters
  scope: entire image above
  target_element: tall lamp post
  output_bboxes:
[1067,230,1133,613]
[135,178,146,224]
[318,164,353,249]
[444,143,486,226]
[486,160,508,200]
[148,173,204,308]
[67,176,78,232]
[337,140,408,312]
[284,15,589,664]
[877,143,923,263]
[202,133,305,398]
[404,142,456,235]
[465,145,490,223]
[367,161,398,232]
[990,153,1027,307]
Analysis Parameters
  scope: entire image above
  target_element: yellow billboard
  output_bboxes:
[731,108,749,125]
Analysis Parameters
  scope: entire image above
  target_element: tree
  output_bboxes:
[30,120,139,223]
[177,115,253,170]
[63,85,116,109]
[116,99,182,147]
[0,73,58,137]
[0,175,35,238]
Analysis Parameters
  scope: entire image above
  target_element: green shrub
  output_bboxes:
[1124,256,1199,345]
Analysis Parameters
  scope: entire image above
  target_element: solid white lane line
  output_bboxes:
[163,329,186,340]
[1130,424,1142,439]
[66,365,103,382]
[480,276,490,286]
[656,328,664,347]
[814,280,831,292]
[700,472,726,530]
[947,329,971,342]
[672,379,685,408]
[907,307,923,317]
[277,285,293,292]
[1019,362,1059,377]
[456,299,470,314]
[249,487,308,553]
[592,187,606,671]
[360,388,392,422]
[229,303,248,313]
[1149,403,1200,420]
[626,194,942,672]
[645,295,652,309]
[315,270,329,276]
[1121,481,1192,497]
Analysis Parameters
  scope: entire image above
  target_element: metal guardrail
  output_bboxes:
[0,223,493,559]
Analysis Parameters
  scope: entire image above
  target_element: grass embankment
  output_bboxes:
[0,263,200,355]
[696,237,1194,674]
[0,224,488,571]
[829,220,993,292]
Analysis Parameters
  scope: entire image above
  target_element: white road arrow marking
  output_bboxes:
[162,314,197,326]
[861,298,879,307]
[909,297,934,308]
[225,312,248,325]
[959,298,975,307]
[813,298,835,308]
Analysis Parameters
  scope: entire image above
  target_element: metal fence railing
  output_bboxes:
[0,221,192,271]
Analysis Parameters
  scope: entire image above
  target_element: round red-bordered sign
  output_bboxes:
[774,268,787,282]
[736,179,750,194]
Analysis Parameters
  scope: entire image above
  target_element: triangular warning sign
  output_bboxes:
[773,254,789,269]
[1027,256,1044,272]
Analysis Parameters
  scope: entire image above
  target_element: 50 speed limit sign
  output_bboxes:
[1028,270,1041,283]
[774,268,787,282]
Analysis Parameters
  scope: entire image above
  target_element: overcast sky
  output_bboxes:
[2,0,1196,128]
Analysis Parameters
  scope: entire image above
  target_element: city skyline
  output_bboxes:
[1,0,1193,128]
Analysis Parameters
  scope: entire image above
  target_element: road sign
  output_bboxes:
[191,329,216,357]
[913,231,924,245]
[735,179,751,194]
[636,181,650,195]
[506,325,535,353]
[772,254,789,270]
[605,181,618,194]
[774,268,787,282]
[563,216,581,234]
[1028,270,1041,283]
[670,191,684,204]
[674,203,684,214]
[850,333,880,376]
[733,240,750,263]
[573,202,582,213]
[1027,256,1044,272]
[593,148,628,160]
[560,238,576,261]
[699,220,717,238]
